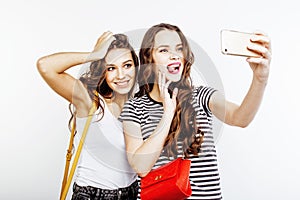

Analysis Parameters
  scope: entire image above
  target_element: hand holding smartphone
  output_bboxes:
[221,29,261,57]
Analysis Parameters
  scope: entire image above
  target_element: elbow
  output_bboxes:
[130,163,151,178]
[128,156,151,177]
[36,57,47,75]
[231,118,251,128]
[138,171,150,178]
[36,56,49,76]
[228,112,253,128]
[237,122,250,128]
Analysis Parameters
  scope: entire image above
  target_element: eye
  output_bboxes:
[124,63,133,69]
[159,48,168,53]
[106,66,115,71]
[176,46,183,52]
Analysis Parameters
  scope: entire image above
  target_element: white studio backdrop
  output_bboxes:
[0,0,299,199]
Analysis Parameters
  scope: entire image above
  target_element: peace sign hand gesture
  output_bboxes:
[158,71,178,116]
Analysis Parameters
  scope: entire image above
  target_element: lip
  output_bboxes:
[114,80,131,87]
[167,62,181,74]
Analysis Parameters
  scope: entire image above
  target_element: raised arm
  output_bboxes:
[123,77,178,177]
[37,32,115,116]
[123,110,174,177]
[210,32,272,127]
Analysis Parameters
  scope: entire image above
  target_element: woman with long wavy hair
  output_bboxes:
[120,23,272,199]
[37,32,139,199]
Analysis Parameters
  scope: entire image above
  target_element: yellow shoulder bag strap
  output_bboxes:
[60,102,97,200]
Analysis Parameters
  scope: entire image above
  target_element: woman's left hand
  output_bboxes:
[246,32,272,83]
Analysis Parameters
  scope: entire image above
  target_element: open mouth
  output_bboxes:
[167,62,181,74]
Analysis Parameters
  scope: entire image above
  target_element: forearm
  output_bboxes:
[37,52,93,75]
[230,76,267,127]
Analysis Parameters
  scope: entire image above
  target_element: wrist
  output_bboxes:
[86,52,102,62]
[253,75,268,86]
[162,110,175,122]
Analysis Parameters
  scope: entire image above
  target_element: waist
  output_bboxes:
[76,153,136,189]
[73,180,138,199]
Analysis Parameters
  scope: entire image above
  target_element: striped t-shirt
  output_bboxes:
[119,86,222,200]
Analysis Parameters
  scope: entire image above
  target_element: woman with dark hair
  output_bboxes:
[120,23,271,199]
[37,32,139,199]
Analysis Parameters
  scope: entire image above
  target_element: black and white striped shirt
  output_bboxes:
[119,86,222,200]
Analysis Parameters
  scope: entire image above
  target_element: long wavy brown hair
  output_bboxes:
[68,34,139,130]
[136,23,203,158]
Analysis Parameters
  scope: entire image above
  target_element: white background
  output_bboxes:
[1,0,299,199]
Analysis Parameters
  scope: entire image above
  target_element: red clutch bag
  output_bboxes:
[140,158,192,200]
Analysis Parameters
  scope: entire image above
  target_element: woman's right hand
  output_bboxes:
[158,71,178,115]
[89,31,116,61]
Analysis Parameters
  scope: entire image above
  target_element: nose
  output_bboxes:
[169,51,180,60]
[116,67,125,79]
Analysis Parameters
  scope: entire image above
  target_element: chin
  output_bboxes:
[166,75,182,83]
[115,90,130,95]
[114,87,132,95]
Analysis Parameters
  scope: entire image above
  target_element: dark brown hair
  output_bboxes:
[69,34,139,128]
[137,23,203,158]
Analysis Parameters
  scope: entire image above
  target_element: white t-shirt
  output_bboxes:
[74,101,137,189]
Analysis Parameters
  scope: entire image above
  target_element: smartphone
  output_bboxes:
[220,29,260,57]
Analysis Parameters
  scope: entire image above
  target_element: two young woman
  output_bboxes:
[37,32,139,199]
[120,23,271,199]
[38,23,271,200]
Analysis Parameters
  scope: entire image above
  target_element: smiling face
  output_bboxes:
[104,48,136,95]
[152,30,185,82]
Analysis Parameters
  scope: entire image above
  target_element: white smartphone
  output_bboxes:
[220,29,260,57]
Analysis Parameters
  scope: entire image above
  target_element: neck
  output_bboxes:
[149,83,163,102]
[104,93,128,118]
[109,93,128,107]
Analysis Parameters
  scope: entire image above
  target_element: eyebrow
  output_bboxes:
[106,59,133,67]
[156,44,183,48]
